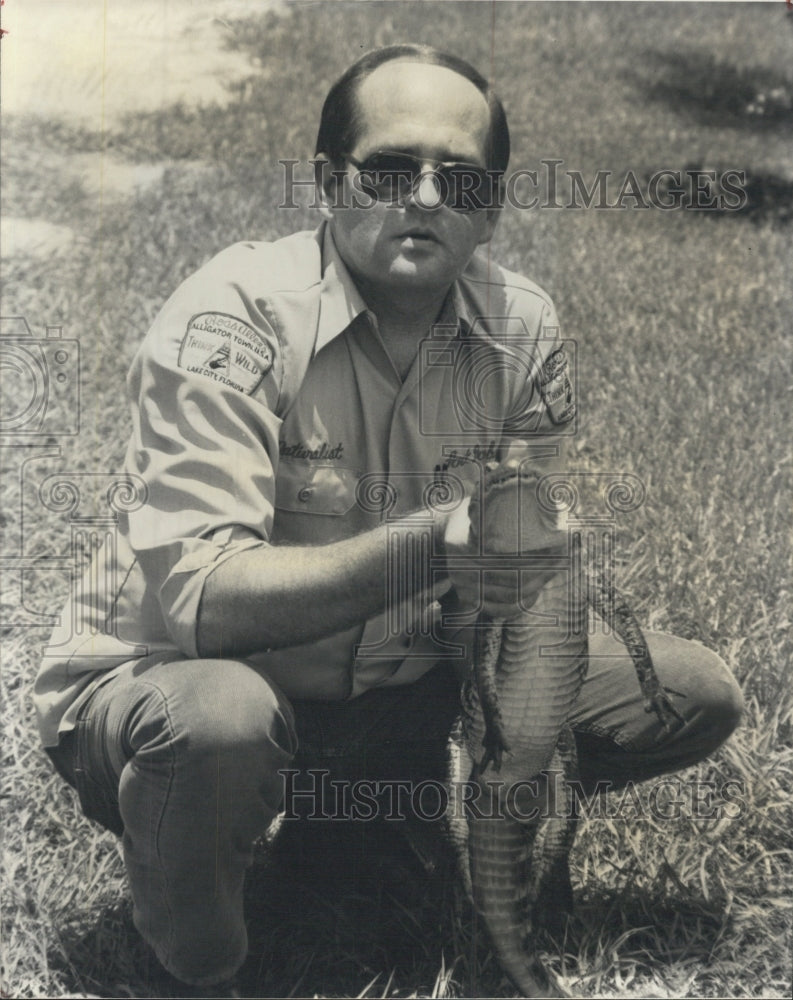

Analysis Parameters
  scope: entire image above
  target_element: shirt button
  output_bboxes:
[297,487,314,502]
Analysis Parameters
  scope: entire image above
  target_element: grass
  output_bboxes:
[1,1,792,997]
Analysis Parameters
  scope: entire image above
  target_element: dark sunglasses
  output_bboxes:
[345,151,501,212]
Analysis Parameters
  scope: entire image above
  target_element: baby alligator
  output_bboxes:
[449,465,683,998]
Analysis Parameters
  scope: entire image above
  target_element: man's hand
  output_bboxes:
[442,486,568,620]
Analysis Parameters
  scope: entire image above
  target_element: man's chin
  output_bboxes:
[385,254,454,288]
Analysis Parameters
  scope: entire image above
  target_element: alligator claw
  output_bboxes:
[475,736,510,777]
[644,690,685,732]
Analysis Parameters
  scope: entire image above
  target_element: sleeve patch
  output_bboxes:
[178,312,274,394]
[539,347,576,424]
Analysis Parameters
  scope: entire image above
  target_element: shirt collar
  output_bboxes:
[450,256,482,335]
[315,223,370,354]
[315,221,476,353]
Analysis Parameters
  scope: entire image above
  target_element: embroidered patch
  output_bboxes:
[178,312,273,394]
[539,347,576,424]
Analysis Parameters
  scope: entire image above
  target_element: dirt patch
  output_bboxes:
[0,217,76,257]
[1,0,286,124]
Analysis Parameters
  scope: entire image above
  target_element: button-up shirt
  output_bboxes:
[35,222,574,747]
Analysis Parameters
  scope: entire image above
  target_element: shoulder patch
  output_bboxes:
[178,312,273,394]
[539,347,576,424]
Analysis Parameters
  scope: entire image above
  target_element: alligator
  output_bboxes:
[443,462,683,998]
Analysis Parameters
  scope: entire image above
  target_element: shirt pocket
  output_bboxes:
[274,461,359,516]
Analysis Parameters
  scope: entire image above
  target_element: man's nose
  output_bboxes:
[407,169,443,210]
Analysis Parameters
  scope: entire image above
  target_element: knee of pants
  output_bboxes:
[125,658,298,772]
[668,640,745,749]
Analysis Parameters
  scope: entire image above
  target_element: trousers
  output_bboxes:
[47,629,743,986]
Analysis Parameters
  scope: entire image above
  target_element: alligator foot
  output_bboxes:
[473,733,510,778]
[643,685,685,731]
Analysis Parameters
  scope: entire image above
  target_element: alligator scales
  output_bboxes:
[446,464,683,998]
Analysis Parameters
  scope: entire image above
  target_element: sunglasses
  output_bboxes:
[345,151,501,212]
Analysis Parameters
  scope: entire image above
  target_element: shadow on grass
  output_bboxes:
[241,819,461,998]
[575,883,726,943]
[628,49,793,132]
[48,816,733,998]
[48,819,461,999]
[733,170,793,226]
[49,896,161,1000]
[568,883,729,992]
[632,163,793,228]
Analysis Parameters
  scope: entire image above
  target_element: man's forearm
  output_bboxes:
[195,511,447,657]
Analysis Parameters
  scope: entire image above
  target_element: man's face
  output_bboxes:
[323,61,500,303]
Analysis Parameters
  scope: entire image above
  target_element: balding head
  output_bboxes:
[315,45,510,174]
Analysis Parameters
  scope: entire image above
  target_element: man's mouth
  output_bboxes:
[398,229,438,243]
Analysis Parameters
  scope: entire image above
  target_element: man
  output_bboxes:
[35,45,743,995]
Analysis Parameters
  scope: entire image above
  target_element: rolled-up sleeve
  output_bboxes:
[122,247,288,656]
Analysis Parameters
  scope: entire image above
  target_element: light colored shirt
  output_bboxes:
[34,222,574,747]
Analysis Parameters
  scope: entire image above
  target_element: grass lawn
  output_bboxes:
[1,2,791,997]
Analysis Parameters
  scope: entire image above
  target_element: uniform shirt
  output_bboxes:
[34,223,575,747]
